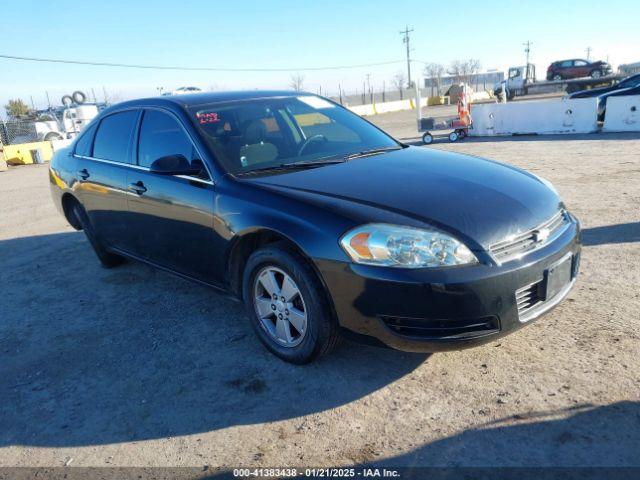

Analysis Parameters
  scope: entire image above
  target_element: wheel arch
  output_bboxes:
[226,227,334,310]
[61,192,82,230]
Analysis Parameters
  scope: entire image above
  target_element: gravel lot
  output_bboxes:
[1,111,639,470]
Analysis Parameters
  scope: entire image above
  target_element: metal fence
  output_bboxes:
[0,119,39,145]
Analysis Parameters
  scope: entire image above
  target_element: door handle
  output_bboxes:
[77,168,90,180]
[128,181,147,195]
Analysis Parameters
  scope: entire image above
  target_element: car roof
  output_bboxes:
[106,90,313,112]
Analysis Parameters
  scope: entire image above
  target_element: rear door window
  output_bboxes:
[93,111,138,163]
[137,110,197,168]
[74,122,98,156]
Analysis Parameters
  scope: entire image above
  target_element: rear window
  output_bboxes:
[93,110,138,163]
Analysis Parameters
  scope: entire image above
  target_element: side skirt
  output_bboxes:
[107,246,241,303]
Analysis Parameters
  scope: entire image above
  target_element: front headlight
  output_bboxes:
[339,224,478,268]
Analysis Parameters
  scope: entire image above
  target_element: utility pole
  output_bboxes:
[585,46,592,61]
[523,40,532,66]
[45,91,51,108]
[365,73,372,103]
[400,26,414,88]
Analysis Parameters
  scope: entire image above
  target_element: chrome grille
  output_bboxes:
[515,279,544,318]
[490,211,568,262]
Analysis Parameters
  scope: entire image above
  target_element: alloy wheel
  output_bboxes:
[253,266,307,347]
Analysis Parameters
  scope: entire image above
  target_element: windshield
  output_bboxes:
[619,74,640,89]
[188,96,398,174]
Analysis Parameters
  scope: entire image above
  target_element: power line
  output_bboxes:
[0,53,405,72]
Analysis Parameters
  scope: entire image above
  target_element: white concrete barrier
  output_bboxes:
[470,98,599,136]
[603,95,640,132]
[348,98,419,116]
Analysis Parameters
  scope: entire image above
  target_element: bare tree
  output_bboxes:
[448,59,482,85]
[467,59,482,89]
[289,73,305,92]
[423,63,445,96]
[392,71,406,100]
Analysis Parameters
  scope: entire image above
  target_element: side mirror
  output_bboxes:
[149,154,201,175]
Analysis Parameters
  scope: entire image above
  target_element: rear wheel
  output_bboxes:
[72,203,125,268]
[422,132,433,144]
[242,244,340,364]
[449,131,459,142]
[552,74,563,81]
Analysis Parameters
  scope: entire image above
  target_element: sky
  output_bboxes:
[1,0,639,114]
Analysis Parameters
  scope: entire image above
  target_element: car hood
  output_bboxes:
[570,85,618,98]
[245,147,561,249]
[600,86,640,99]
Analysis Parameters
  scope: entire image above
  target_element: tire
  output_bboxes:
[72,90,87,104]
[61,95,74,106]
[457,129,466,139]
[590,69,602,79]
[449,131,459,142]
[72,203,126,268]
[242,244,341,364]
[422,132,433,144]
[44,132,63,141]
[552,74,563,81]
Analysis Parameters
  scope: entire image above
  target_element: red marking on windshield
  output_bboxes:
[197,112,220,124]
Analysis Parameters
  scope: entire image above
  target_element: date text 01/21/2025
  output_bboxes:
[232,467,400,477]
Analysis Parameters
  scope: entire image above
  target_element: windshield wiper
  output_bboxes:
[236,158,345,176]
[345,146,403,160]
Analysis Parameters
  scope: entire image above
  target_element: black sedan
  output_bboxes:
[49,91,581,363]
[569,73,640,121]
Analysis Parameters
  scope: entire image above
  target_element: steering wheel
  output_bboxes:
[297,134,328,156]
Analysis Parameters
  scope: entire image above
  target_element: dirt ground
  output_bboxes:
[1,112,639,470]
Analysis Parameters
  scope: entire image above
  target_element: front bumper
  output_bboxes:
[317,217,581,352]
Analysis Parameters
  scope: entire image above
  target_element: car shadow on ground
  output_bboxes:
[359,401,640,468]
[0,231,428,448]
[201,401,640,477]
[582,223,640,246]
[400,131,640,146]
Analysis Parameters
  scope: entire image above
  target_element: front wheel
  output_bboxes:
[242,244,341,364]
[449,131,459,142]
[590,69,602,79]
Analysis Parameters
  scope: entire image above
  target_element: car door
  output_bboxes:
[75,110,139,250]
[558,60,574,78]
[573,60,589,77]
[125,108,218,283]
